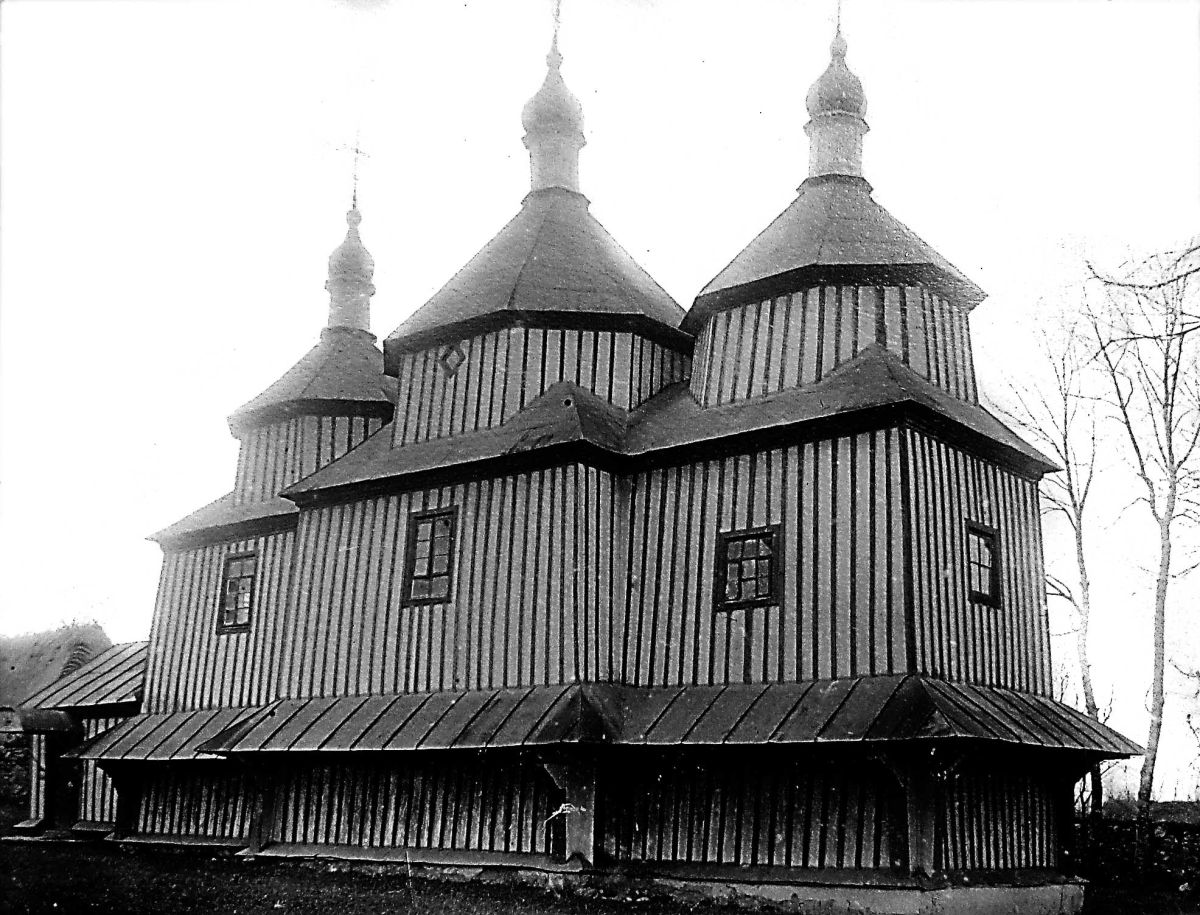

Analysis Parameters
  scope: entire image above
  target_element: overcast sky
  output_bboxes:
[2,0,1199,793]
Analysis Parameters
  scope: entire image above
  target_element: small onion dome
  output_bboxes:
[805,30,866,120]
[327,207,375,292]
[521,42,585,140]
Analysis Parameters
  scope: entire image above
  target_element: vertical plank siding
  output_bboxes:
[77,716,121,824]
[277,466,619,698]
[905,428,1051,694]
[235,415,385,504]
[28,735,45,821]
[601,750,900,870]
[391,329,690,447]
[623,432,908,685]
[136,764,252,840]
[271,753,562,857]
[690,287,976,407]
[144,531,296,713]
[937,766,1059,871]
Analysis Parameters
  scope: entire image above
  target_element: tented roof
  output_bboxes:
[686,175,985,333]
[384,188,687,364]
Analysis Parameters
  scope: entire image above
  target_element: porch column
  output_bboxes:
[245,760,279,854]
[107,764,144,840]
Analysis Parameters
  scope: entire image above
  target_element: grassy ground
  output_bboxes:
[1,841,1197,914]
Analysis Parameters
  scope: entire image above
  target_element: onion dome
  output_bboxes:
[227,205,394,435]
[805,31,866,120]
[521,33,586,193]
[325,207,375,332]
[804,28,869,179]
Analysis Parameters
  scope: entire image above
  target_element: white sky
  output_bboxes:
[2,0,1199,795]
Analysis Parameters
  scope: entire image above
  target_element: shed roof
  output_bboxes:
[74,676,1137,763]
[19,641,146,710]
[149,492,297,550]
[685,175,985,333]
[228,327,396,434]
[383,188,688,364]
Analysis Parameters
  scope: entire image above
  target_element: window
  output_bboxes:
[715,525,781,610]
[402,507,457,605]
[218,553,256,632]
[967,523,1000,607]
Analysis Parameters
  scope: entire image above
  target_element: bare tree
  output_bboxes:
[999,313,1104,812]
[1087,243,1200,816]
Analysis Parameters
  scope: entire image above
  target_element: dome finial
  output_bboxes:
[803,20,869,179]
[521,0,585,195]
[325,198,375,334]
[548,0,563,70]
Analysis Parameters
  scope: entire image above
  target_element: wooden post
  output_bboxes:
[246,762,278,854]
[886,750,939,877]
[541,757,597,867]
[108,765,143,840]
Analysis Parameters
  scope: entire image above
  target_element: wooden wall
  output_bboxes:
[905,429,1052,694]
[143,531,296,713]
[937,765,1059,871]
[270,753,562,857]
[276,466,619,698]
[601,749,900,870]
[391,328,689,447]
[78,716,120,825]
[622,432,908,685]
[136,764,252,840]
[235,415,385,504]
[691,286,976,407]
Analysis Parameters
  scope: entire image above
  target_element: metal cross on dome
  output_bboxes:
[337,134,370,208]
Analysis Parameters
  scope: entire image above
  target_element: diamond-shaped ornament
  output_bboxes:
[438,342,466,376]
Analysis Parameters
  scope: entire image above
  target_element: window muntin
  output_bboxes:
[402,507,457,606]
[218,553,256,632]
[967,523,1000,607]
[715,525,781,611]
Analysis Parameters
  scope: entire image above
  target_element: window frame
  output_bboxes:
[966,521,1001,608]
[714,523,783,612]
[216,551,257,634]
[400,506,459,607]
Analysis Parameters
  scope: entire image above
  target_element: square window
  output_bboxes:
[715,525,781,611]
[402,507,457,606]
[966,523,1000,607]
[217,552,256,633]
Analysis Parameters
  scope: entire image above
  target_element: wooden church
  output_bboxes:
[18,15,1138,914]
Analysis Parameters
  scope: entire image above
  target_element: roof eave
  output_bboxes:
[685,262,987,335]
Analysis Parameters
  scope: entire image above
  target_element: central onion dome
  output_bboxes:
[806,31,866,120]
[521,41,584,139]
[521,35,586,193]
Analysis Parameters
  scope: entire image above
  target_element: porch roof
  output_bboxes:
[72,676,1139,762]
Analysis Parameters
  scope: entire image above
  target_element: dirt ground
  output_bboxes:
[1,841,1197,915]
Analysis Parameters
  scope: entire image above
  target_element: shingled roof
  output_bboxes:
[685,175,986,334]
[0,624,111,707]
[283,346,1054,503]
[383,188,689,368]
[228,327,396,434]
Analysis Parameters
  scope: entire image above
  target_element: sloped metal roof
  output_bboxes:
[70,706,258,762]
[149,492,298,549]
[383,188,687,362]
[283,346,1055,503]
[228,327,396,434]
[686,174,986,333]
[20,641,146,710]
[70,676,1138,762]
